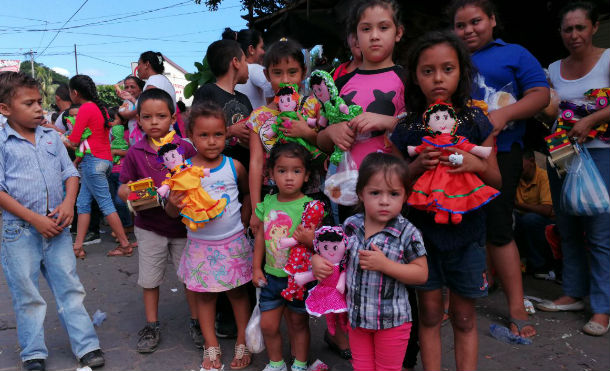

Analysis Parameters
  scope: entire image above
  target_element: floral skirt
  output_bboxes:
[178,231,253,292]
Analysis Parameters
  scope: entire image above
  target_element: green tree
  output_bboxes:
[196,0,293,22]
[20,61,69,85]
[97,85,123,107]
[34,66,58,110]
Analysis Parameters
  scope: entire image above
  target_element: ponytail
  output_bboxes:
[139,51,165,74]
[69,74,110,129]
[223,27,262,55]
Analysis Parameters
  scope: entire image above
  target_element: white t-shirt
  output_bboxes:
[54,111,67,132]
[143,74,177,107]
[235,63,274,109]
[548,48,610,149]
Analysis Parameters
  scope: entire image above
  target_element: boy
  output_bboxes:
[0,71,104,371]
[118,88,202,353]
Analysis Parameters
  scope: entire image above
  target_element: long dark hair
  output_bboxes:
[69,74,110,128]
[139,51,165,74]
[405,30,474,115]
[222,27,262,55]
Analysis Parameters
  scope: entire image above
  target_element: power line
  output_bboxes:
[37,0,89,58]
[79,53,131,69]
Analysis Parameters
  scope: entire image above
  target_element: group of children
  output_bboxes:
[1,0,549,370]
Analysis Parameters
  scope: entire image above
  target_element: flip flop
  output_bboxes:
[509,317,536,338]
[582,320,610,336]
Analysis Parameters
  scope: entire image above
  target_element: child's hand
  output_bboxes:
[292,225,314,247]
[311,254,333,281]
[253,268,267,288]
[440,148,487,174]
[280,113,313,139]
[350,112,397,135]
[228,120,251,146]
[32,214,64,239]
[167,190,187,210]
[359,243,388,272]
[47,201,74,229]
[410,146,441,176]
[326,121,355,151]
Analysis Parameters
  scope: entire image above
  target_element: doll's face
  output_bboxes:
[427,109,456,134]
[317,240,346,264]
[312,81,331,103]
[162,149,184,169]
[278,94,297,112]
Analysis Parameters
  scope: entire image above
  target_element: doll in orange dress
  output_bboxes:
[154,132,228,231]
[407,101,500,224]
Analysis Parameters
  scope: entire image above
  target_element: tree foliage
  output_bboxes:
[195,0,295,20]
[97,85,123,108]
[19,61,69,85]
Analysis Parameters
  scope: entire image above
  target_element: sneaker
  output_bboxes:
[23,359,45,371]
[82,231,101,246]
[79,349,105,368]
[215,314,237,339]
[262,362,287,371]
[137,322,161,353]
[188,318,204,348]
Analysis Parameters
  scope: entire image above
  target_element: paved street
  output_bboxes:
[0,227,608,371]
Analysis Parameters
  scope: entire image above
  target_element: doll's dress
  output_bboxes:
[305,265,347,316]
[408,133,499,215]
[272,111,325,160]
[162,161,228,231]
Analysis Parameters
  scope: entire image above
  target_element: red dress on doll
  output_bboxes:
[408,133,500,223]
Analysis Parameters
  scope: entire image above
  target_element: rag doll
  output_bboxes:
[407,101,500,224]
[73,127,92,166]
[271,83,324,160]
[154,131,228,231]
[110,124,129,164]
[294,226,348,336]
[279,200,326,301]
[309,70,363,165]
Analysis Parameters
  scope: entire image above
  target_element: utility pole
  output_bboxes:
[74,44,78,75]
[24,49,36,78]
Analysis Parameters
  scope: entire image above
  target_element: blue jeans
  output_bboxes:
[108,172,132,227]
[1,221,100,361]
[547,148,610,314]
[514,212,553,270]
[76,155,116,216]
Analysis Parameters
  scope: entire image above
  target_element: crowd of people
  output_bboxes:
[0,0,608,371]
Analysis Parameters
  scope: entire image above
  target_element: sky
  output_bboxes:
[0,0,248,84]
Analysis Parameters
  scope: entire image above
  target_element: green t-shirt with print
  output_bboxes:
[255,193,312,277]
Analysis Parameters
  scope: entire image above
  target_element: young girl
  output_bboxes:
[107,107,132,231]
[391,31,501,371]
[168,102,252,370]
[247,38,322,234]
[312,153,428,371]
[67,74,134,258]
[318,0,405,169]
[252,143,315,371]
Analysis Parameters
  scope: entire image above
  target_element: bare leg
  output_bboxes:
[74,213,90,249]
[185,287,198,319]
[226,286,252,368]
[286,310,310,364]
[197,292,221,370]
[417,289,444,371]
[105,212,129,247]
[143,287,160,323]
[260,306,285,362]
[449,291,478,371]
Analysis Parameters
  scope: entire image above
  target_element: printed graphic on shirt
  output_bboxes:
[366,90,397,115]
[264,209,293,268]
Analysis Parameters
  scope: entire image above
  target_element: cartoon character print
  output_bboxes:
[257,111,277,152]
[366,90,396,116]
[264,210,294,269]
[341,91,357,107]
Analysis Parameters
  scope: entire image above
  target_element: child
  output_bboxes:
[252,143,315,371]
[317,0,406,169]
[312,153,428,371]
[193,39,252,171]
[168,102,252,370]
[67,74,134,258]
[107,107,132,231]
[118,88,203,353]
[0,71,105,370]
[247,38,322,234]
[390,30,501,371]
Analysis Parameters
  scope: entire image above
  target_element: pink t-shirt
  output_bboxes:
[334,66,406,167]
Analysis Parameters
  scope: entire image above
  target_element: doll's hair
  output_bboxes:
[267,142,312,174]
[274,85,299,106]
[346,0,402,37]
[0,71,39,104]
[309,74,323,87]
[137,88,175,115]
[157,142,178,158]
[356,152,411,204]
[139,51,165,74]
[423,101,459,136]
[314,226,349,269]
[206,39,244,77]
[263,38,306,72]
[263,210,294,241]
[558,1,598,27]
[405,30,474,115]
[69,74,110,129]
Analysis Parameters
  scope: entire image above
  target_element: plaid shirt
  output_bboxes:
[344,213,426,330]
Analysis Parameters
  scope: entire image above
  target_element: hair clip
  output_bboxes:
[279,37,288,42]
[157,55,163,65]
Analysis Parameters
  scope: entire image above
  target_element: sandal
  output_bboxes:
[508,317,536,338]
[73,245,86,260]
[107,243,136,257]
[230,344,251,370]
[582,320,610,336]
[202,346,222,371]
[324,330,351,360]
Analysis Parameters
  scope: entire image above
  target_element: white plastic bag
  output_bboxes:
[324,151,359,206]
[245,288,265,354]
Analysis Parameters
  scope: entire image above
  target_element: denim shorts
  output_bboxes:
[417,239,488,299]
[76,155,116,216]
[259,273,306,313]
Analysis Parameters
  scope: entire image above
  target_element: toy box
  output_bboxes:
[127,177,161,214]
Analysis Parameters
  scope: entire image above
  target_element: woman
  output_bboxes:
[332,33,362,81]
[116,75,145,145]
[229,27,273,110]
[536,1,610,337]
[449,0,550,338]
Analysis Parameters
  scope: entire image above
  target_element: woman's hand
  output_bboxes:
[311,254,333,281]
[350,112,398,135]
[568,116,596,144]
[488,109,511,135]
[326,121,355,151]
[440,147,487,174]
[409,146,442,177]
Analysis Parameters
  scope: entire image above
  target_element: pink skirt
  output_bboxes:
[178,231,253,292]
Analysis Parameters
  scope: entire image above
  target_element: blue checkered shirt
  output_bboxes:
[343,213,426,329]
[0,124,79,222]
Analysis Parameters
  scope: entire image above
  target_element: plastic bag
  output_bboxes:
[560,143,610,216]
[245,288,265,354]
[323,151,359,206]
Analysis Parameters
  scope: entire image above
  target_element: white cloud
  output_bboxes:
[51,67,70,77]
[81,68,104,77]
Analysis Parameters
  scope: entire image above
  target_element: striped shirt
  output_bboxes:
[0,124,79,222]
[344,213,426,330]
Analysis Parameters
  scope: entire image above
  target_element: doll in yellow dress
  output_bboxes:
[154,132,228,231]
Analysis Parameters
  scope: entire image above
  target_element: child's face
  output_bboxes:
[359,171,406,225]
[138,99,175,140]
[356,5,403,67]
[189,115,226,161]
[453,5,496,53]
[0,87,43,131]
[427,109,456,134]
[236,53,250,85]
[271,155,309,200]
[68,108,79,117]
[416,43,461,105]
[265,57,304,93]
